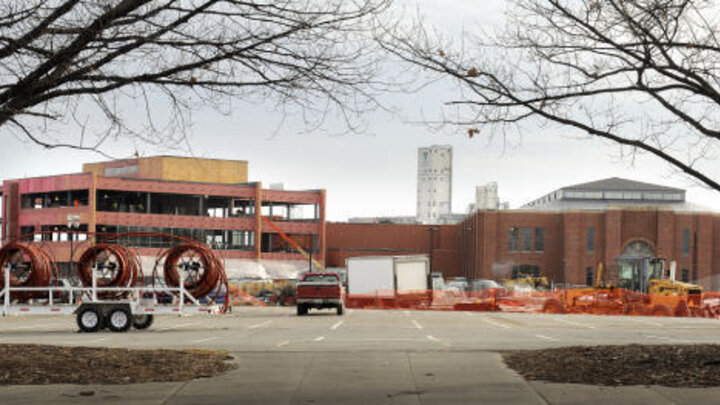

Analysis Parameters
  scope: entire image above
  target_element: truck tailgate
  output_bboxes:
[297,283,341,299]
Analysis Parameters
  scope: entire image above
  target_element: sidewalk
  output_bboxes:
[3,350,720,404]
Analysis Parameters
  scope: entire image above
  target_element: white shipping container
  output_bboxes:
[346,255,429,295]
[395,259,428,293]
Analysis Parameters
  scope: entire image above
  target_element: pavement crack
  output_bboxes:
[289,352,316,405]
[161,380,192,405]
[405,352,425,405]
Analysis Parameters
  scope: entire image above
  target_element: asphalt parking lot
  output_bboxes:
[3,307,720,404]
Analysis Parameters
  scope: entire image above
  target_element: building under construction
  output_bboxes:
[1,156,326,280]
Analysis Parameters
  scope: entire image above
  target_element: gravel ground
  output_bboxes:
[503,344,720,387]
[0,344,237,385]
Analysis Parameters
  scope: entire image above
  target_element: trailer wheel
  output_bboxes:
[297,304,307,316]
[107,307,132,332]
[132,315,154,330]
[77,307,103,333]
[336,304,344,316]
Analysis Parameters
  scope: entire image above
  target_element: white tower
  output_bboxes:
[475,182,500,210]
[416,145,452,224]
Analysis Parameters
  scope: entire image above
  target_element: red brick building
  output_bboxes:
[327,209,720,290]
[326,178,720,289]
[1,156,325,278]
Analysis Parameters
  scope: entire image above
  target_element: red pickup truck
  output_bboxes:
[296,273,344,316]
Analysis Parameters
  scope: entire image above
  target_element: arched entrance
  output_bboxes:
[616,241,659,292]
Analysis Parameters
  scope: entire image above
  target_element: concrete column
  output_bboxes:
[254,182,262,259]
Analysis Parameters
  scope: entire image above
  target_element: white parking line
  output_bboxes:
[330,320,344,331]
[248,320,273,329]
[191,336,219,343]
[482,317,511,329]
[88,337,110,343]
[535,334,560,342]
[554,317,596,329]
[277,340,290,347]
[426,335,439,342]
[314,336,326,342]
[411,320,424,330]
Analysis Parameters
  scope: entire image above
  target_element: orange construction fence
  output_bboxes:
[343,287,720,319]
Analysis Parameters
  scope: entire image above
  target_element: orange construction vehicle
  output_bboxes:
[542,258,708,317]
[542,262,626,315]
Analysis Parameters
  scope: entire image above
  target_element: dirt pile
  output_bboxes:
[503,344,720,387]
[0,344,237,385]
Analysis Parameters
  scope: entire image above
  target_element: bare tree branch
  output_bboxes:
[0,0,392,154]
[380,0,720,193]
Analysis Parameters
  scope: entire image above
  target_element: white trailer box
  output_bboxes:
[346,255,429,295]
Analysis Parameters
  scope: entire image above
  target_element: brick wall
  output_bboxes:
[326,210,720,289]
[326,223,461,277]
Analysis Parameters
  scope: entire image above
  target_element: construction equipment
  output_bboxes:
[627,258,704,316]
[542,262,626,315]
[502,274,549,291]
[543,258,708,317]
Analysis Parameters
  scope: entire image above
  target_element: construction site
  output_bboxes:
[3,156,720,404]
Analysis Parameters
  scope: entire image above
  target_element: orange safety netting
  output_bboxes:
[344,287,720,319]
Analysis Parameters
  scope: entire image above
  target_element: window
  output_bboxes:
[303,274,339,283]
[98,190,264,219]
[586,267,594,286]
[534,228,545,252]
[681,269,690,283]
[151,193,200,216]
[21,190,89,209]
[95,225,255,250]
[520,228,532,251]
[38,224,88,242]
[231,198,255,217]
[20,226,36,242]
[97,190,146,213]
[508,227,518,251]
[587,227,595,253]
[511,265,540,278]
[682,228,691,255]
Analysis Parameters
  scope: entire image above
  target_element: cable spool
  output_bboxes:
[161,242,228,310]
[0,242,57,300]
[77,244,141,298]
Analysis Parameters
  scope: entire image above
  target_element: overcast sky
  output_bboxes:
[0,0,717,221]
